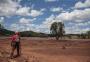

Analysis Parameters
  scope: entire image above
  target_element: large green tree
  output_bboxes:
[50,22,65,40]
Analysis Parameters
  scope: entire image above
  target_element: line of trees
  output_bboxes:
[50,22,90,40]
[0,22,90,39]
[80,31,90,39]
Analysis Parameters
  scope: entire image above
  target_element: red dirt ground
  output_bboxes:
[0,37,90,62]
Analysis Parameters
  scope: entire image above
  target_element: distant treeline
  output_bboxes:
[0,28,49,37]
[0,28,14,36]
[20,31,49,37]
[0,25,90,39]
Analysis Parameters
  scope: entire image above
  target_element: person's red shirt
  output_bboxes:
[11,35,19,42]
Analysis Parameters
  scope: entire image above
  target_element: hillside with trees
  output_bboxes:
[0,23,90,38]
[20,31,48,37]
[0,24,14,36]
[0,24,48,37]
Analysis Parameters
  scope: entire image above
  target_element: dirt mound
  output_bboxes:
[0,47,28,62]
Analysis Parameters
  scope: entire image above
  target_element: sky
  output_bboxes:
[0,0,90,34]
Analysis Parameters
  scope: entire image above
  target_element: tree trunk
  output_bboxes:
[56,36,59,40]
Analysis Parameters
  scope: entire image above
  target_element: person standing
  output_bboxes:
[10,32,21,58]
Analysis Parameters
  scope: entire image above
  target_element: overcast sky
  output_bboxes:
[0,0,90,34]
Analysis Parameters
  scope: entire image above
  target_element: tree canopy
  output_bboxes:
[50,22,65,40]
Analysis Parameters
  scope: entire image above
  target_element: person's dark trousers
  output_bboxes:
[16,42,20,56]
[10,41,16,58]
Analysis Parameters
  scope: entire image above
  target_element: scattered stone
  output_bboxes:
[62,46,66,49]
[0,52,3,57]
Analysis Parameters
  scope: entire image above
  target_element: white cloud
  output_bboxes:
[56,8,90,22]
[10,23,27,32]
[41,8,46,11]
[65,26,87,34]
[9,23,46,33]
[9,21,50,33]
[75,0,90,8]
[75,20,84,23]
[9,18,37,32]
[42,15,57,29]
[30,9,43,17]
[16,0,22,3]
[16,7,31,16]
[50,7,63,12]
[10,23,19,31]
[76,22,88,26]
[0,0,20,16]
[16,7,44,17]
[65,21,90,34]
[19,18,36,24]
[45,0,58,2]
[0,0,43,17]
[0,17,4,23]
[87,21,90,24]
[0,0,32,17]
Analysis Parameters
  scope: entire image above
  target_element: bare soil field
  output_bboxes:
[0,37,90,62]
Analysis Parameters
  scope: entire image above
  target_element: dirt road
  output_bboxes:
[0,37,90,62]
